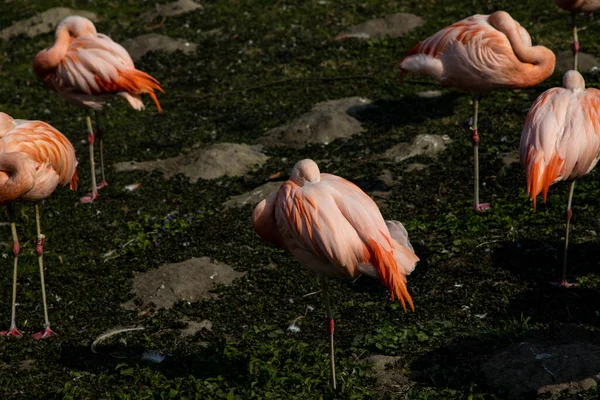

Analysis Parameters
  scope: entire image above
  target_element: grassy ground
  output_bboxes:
[1,0,600,398]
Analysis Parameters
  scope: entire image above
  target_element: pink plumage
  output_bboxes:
[399,11,555,93]
[33,16,163,112]
[253,159,418,310]
[521,70,600,209]
[0,112,78,204]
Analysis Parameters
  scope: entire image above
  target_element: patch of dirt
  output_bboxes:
[482,342,600,399]
[223,181,282,209]
[123,257,246,310]
[113,143,269,182]
[1,8,99,40]
[121,34,197,62]
[363,355,407,388]
[556,51,599,73]
[335,13,424,41]
[382,134,451,163]
[141,0,203,21]
[257,97,374,148]
[179,319,212,337]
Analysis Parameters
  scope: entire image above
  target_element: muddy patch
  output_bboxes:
[123,257,246,310]
[141,0,203,21]
[482,342,600,399]
[1,8,98,40]
[223,181,282,208]
[121,34,197,62]
[382,134,451,163]
[114,143,269,182]
[258,97,374,148]
[179,319,213,337]
[335,13,423,41]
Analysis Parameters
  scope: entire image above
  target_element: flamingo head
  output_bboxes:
[290,159,321,186]
[56,16,97,39]
[563,70,585,91]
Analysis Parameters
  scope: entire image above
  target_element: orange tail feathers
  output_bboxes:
[366,238,414,312]
[525,149,563,212]
[70,170,79,191]
[118,69,165,113]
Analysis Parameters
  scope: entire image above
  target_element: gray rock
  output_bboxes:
[482,342,600,399]
[556,50,600,73]
[113,143,269,182]
[258,97,373,148]
[416,90,443,99]
[121,34,197,61]
[141,0,203,21]
[180,319,212,337]
[405,163,429,172]
[123,257,246,310]
[335,13,424,41]
[383,134,451,163]
[1,8,98,40]
[223,181,282,209]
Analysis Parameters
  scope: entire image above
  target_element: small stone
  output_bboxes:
[258,97,374,148]
[416,90,443,98]
[223,181,282,208]
[405,163,429,172]
[180,319,212,337]
[1,8,99,40]
[335,13,424,41]
[113,143,269,182]
[123,257,246,310]
[383,134,451,163]
[141,0,203,21]
[121,34,197,62]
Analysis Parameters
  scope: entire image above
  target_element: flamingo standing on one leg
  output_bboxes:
[554,0,600,70]
[399,11,555,212]
[252,159,419,390]
[520,70,600,286]
[0,112,78,339]
[33,15,163,204]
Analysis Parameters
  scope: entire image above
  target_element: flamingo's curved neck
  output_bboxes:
[489,12,555,79]
[0,153,35,203]
[37,28,71,70]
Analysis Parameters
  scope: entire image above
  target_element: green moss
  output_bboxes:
[1,0,600,398]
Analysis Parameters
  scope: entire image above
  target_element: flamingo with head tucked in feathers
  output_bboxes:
[0,112,78,339]
[400,11,555,212]
[521,70,600,287]
[33,15,163,203]
[252,159,419,390]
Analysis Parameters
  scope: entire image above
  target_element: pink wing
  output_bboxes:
[274,173,418,310]
[1,120,78,193]
[520,87,600,208]
[38,35,163,111]
[252,190,287,250]
[399,14,533,91]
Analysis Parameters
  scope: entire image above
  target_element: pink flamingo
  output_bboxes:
[554,0,600,70]
[0,112,78,339]
[252,159,419,390]
[400,11,555,212]
[33,15,163,203]
[521,70,600,286]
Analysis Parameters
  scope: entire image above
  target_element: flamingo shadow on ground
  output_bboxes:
[350,92,462,130]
